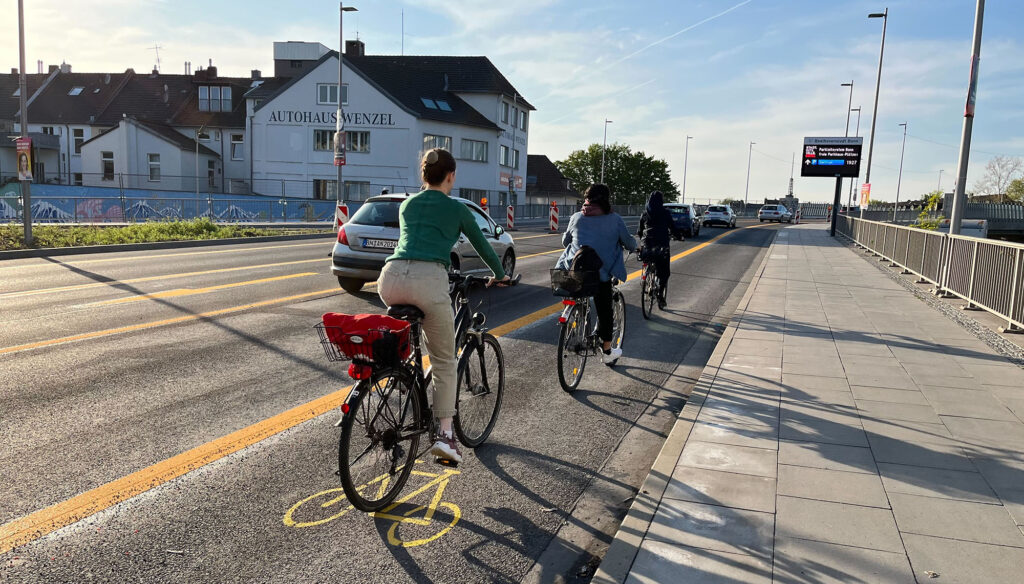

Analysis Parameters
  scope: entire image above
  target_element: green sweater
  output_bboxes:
[387,190,506,279]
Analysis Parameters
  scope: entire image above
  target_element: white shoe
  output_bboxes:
[602,347,623,364]
[430,432,463,464]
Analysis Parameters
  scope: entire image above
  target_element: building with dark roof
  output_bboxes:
[247,40,533,202]
[526,154,580,207]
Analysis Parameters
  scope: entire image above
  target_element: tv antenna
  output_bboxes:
[149,44,163,72]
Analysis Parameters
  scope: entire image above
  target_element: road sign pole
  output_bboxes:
[18,0,32,247]
[830,176,842,237]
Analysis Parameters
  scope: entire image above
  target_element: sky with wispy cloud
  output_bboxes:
[3,0,1022,203]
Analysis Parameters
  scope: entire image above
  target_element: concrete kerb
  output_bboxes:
[590,228,778,584]
[0,232,336,261]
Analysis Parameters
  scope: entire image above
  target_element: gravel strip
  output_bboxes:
[839,237,1024,368]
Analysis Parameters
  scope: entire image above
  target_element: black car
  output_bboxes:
[664,203,701,239]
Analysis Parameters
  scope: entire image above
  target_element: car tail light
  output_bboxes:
[337,225,349,246]
[348,363,372,379]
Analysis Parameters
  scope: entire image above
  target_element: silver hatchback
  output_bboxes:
[331,194,516,293]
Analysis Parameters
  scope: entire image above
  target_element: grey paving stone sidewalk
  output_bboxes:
[612,224,1024,584]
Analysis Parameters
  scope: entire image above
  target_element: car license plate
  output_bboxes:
[363,238,397,250]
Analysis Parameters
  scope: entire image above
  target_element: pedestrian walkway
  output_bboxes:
[595,223,1024,584]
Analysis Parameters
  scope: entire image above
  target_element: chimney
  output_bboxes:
[11,67,18,75]
[48,64,58,74]
[207,65,217,78]
[251,69,261,80]
[37,60,43,73]
[345,40,365,57]
[60,61,71,73]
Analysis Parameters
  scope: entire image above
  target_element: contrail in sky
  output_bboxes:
[543,78,659,124]
[597,0,755,74]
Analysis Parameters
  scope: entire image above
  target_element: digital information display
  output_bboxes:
[801,136,863,178]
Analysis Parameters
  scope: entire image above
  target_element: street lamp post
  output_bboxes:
[335,3,358,205]
[682,135,693,203]
[841,81,854,212]
[893,122,908,223]
[949,0,985,235]
[17,0,31,246]
[743,141,755,213]
[863,8,888,219]
[601,119,613,184]
[848,106,862,208]
[938,169,944,192]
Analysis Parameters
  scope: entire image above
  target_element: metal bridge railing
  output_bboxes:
[837,215,1024,333]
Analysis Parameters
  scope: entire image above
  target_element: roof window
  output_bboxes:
[421,98,437,110]
[436,100,452,112]
[68,86,84,96]
[11,88,19,97]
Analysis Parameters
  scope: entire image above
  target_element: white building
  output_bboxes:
[246,41,534,205]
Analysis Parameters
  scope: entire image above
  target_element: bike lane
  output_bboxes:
[2,224,779,583]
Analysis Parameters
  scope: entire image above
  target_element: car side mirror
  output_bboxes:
[494,225,504,237]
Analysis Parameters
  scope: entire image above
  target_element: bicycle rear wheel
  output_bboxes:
[338,369,421,512]
[454,333,505,448]
[610,290,626,354]
[641,265,656,320]
[557,304,589,392]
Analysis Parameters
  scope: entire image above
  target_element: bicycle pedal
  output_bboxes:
[434,457,459,468]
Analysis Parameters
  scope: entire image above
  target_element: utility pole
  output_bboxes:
[950,0,984,235]
[848,107,862,208]
[601,119,612,184]
[18,0,32,246]
[682,135,692,203]
[863,8,888,218]
[744,141,755,213]
[335,3,357,204]
[893,122,908,223]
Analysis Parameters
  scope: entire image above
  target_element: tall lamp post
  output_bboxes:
[848,106,862,208]
[938,169,944,192]
[601,118,613,184]
[863,8,888,218]
[335,3,358,205]
[743,141,755,213]
[841,81,854,209]
[893,122,908,222]
[949,0,985,235]
[682,135,693,203]
[17,0,31,246]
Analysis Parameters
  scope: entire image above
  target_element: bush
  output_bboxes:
[0,219,317,250]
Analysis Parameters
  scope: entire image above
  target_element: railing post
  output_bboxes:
[1003,248,1023,333]
[918,233,929,283]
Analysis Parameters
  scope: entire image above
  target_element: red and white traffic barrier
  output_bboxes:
[549,202,559,232]
[507,205,515,231]
[335,203,349,229]
[480,197,489,214]
[795,207,802,224]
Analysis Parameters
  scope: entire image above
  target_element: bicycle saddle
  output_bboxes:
[387,304,425,322]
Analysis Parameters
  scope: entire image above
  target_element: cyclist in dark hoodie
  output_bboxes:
[637,190,681,308]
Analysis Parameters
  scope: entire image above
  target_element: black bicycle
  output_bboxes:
[639,247,667,319]
[317,272,519,512]
[552,271,626,393]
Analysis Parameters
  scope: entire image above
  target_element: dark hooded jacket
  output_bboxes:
[637,191,679,248]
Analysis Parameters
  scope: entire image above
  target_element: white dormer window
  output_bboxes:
[68,86,84,96]
[12,88,19,97]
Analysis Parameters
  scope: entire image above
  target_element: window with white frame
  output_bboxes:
[148,153,160,181]
[313,129,333,151]
[513,149,521,170]
[73,173,82,186]
[344,181,371,201]
[197,130,210,141]
[501,102,509,124]
[423,134,452,151]
[68,87,84,96]
[41,127,55,135]
[73,128,84,154]
[519,110,527,131]
[198,86,232,112]
[313,179,337,200]
[499,145,510,167]
[101,151,114,180]
[347,131,370,153]
[230,134,244,160]
[317,83,348,105]
[460,139,487,162]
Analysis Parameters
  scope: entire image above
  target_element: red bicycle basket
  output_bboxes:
[316,313,412,365]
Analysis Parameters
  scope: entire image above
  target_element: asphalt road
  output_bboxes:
[0,218,781,583]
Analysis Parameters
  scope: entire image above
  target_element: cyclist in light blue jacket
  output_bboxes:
[556,184,637,363]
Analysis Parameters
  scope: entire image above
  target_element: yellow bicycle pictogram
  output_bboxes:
[283,460,461,548]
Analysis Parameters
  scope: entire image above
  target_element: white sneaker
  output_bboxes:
[430,432,463,464]
[602,347,623,364]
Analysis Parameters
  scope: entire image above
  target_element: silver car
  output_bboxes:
[331,194,516,293]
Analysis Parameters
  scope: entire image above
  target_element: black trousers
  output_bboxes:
[654,254,670,299]
[594,280,614,342]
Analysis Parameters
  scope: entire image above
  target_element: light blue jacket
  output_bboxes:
[556,212,638,282]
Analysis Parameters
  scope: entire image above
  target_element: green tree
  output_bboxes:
[915,189,943,230]
[556,143,679,205]
[720,198,741,205]
[1007,178,1024,203]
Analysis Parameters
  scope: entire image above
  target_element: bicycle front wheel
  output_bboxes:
[641,266,656,320]
[557,305,589,392]
[611,290,626,354]
[454,333,505,448]
[338,369,421,512]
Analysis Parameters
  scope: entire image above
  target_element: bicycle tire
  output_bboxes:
[641,265,656,320]
[557,304,588,392]
[611,290,626,354]
[338,369,421,512]
[453,333,505,448]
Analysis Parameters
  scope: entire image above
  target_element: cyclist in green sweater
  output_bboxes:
[377,148,510,463]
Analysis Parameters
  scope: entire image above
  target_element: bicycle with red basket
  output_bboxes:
[315,272,519,512]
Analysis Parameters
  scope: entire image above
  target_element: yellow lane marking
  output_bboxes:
[0,383,354,556]
[0,241,331,271]
[0,258,327,299]
[518,249,563,260]
[0,288,339,356]
[0,223,771,554]
[90,273,319,306]
[515,233,560,240]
